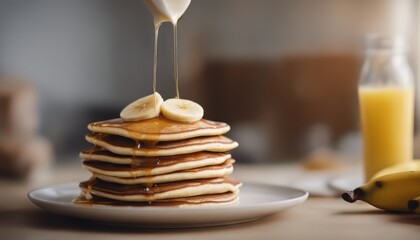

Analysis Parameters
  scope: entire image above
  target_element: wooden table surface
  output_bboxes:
[0,162,419,240]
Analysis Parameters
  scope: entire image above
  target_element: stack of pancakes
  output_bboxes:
[75,116,241,207]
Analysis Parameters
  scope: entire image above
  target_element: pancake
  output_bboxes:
[85,134,238,157]
[88,116,230,142]
[83,159,235,184]
[80,149,231,172]
[76,109,242,207]
[74,192,239,207]
[80,177,241,202]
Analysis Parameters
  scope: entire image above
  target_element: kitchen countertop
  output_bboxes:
[0,162,419,240]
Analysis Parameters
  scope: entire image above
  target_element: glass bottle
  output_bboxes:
[358,35,415,181]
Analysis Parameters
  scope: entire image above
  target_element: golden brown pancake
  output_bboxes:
[80,148,231,170]
[83,159,235,184]
[88,116,231,142]
[85,134,238,157]
[74,192,239,207]
[80,177,241,202]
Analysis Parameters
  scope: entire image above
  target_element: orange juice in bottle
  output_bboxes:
[358,35,415,181]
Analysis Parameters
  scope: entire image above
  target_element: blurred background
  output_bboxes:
[0,0,419,173]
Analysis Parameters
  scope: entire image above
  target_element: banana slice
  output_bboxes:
[161,98,204,122]
[120,92,163,121]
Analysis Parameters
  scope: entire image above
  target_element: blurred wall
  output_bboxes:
[184,0,417,59]
[0,0,418,160]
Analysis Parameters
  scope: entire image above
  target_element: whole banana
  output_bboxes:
[342,170,420,212]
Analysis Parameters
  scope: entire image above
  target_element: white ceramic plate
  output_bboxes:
[28,182,308,228]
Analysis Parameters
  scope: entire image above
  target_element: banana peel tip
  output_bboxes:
[342,188,365,203]
[407,200,419,212]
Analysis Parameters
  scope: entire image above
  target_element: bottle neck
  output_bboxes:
[360,50,413,88]
[365,51,406,69]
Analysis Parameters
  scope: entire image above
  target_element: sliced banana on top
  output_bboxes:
[161,98,204,123]
[120,92,163,121]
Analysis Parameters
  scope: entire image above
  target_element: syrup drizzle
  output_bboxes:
[153,23,161,94]
[131,139,141,171]
[173,23,180,98]
[85,176,97,200]
[151,14,181,98]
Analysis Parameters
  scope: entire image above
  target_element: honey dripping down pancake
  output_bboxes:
[75,0,241,207]
[85,134,238,157]
[82,157,234,177]
[88,116,230,142]
[79,177,242,202]
[77,118,241,206]
[73,192,239,207]
[80,148,231,169]
[83,159,235,185]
